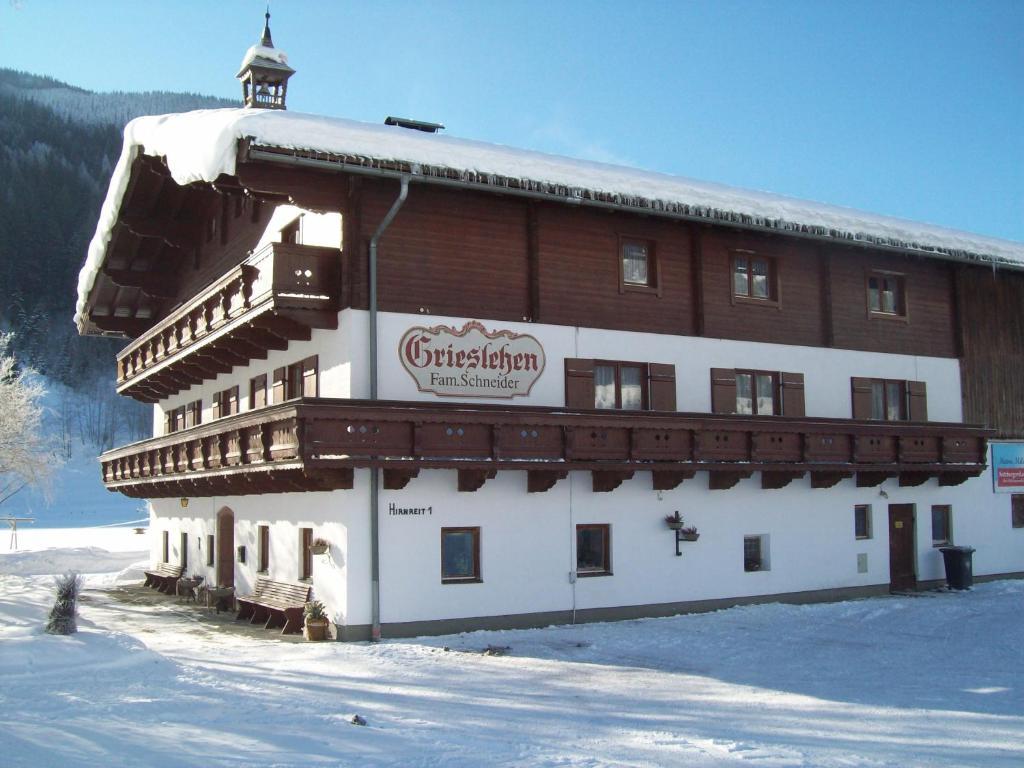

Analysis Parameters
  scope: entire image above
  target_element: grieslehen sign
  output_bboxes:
[399,320,545,398]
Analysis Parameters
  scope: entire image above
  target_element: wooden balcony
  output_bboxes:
[115,242,340,403]
[99,399,991,498]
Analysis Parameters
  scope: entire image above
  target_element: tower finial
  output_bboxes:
[261,5,273,48]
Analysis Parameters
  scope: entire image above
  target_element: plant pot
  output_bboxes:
[309,543,329,556]
[680,532,700,542]
[305,618,330,641]
[666,521,683,531]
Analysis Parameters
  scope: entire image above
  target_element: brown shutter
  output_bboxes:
[851,377,873,419]
[272,367,286,404]
[648,363,676,411]
[564,358,595,409]
[212,394,221,420]
[710,368,737,414]
[164,411,173,435]
[229,386,239,416]
[908,380,928,422]
[780,371,805,417]
[303,355,319,398]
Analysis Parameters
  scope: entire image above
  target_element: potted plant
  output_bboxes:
[664,511,685,530]
[309,537,330,556]
[304,600,330,641]
[679,525,700,542]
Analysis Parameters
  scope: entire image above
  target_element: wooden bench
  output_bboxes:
[236,577,311,634]
[143,563,185,594]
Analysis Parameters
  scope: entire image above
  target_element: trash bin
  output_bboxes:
[938,546,975,590]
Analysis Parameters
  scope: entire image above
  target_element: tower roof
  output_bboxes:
[236,10,294,79]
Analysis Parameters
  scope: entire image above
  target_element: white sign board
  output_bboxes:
[399,321,545,399]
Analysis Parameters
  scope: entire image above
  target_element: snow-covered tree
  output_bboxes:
[0,332,59,506]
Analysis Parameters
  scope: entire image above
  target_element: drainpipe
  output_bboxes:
[368,175,410,642]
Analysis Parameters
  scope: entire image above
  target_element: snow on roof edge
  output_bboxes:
[75,108,1024,330]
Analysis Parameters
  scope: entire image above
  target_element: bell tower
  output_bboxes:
[236,9,295,109]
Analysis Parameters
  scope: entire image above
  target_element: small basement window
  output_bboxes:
[576,524,612,576]
[931,505,952,547]
[855,505,872,539]
[441,527,481,583]
[744,535,769,572]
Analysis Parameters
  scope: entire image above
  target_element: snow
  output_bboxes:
[2,524,1023,767]
[75,109,1024,329]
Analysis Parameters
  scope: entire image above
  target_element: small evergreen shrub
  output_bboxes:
[45,572,82,635]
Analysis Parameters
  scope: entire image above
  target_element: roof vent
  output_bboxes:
[385,116,445,134]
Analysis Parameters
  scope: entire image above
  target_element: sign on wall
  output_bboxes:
[399,320,545,399]
[992,442,1024,493]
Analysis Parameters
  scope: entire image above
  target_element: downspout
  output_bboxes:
[368,175,409,642]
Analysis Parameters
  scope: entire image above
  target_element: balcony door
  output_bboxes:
[888,504,916,591]
[216,507,235,588]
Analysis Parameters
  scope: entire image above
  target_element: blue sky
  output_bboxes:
[2,0,1021,241]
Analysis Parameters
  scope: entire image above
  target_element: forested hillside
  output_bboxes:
[0,68,234,451]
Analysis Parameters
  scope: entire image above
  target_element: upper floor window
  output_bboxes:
[250,374,267,410]
[565,359,676,411]
[851,378,927,421]
[618,237,660,295]
[212,386,240,420]
[732,251,778,304]
[595,361,645,410]
[273,355,319,403]
[867,271,906,318]
[185,399,202,428]
[711,369,804,417]
[735,370,778,416]
[165,405,185,435]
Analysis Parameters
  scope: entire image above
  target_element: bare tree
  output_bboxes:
[0,333,60,506]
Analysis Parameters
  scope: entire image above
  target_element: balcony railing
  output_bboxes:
[115,242,340,402]
[99,399,991,498]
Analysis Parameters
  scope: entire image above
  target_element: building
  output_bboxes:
[76,18,1024,640]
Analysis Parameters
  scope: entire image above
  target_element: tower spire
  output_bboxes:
[261,6,273,48]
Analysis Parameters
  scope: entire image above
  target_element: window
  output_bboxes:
[273,356,318,402]
[855,505,872,539]
[441,527,481,583]
[619,237,657,293]
[212,386,239,419]
[258,524,270,572]
[162,530,169,563]
[564,359,676,411]
[867,271,906,317]
[594,361,646,410]
[744,535,769,572]
[299,527,313,581]
[185,400,202,428]
[711,369,804,416]
[165,405,186,434]
[250,374,267,410]
[851,378,927,421]
[206,534,215,567]
[732,251,778,303]
[931,505,951,546]
[180,532,188,569]
[735,370,779,416]
[576,524,611,576]
[1012,495,1024,528]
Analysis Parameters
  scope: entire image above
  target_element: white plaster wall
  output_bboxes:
[149,461,1023,630]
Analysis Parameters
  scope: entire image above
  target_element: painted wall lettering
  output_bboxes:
[399,320,545,399]
[992,442,1024,493]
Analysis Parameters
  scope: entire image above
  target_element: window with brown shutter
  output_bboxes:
[565,358,675,411]
[711,369,803,416]
[272,367,286,404]
[851,378,926,421]
[250,374,267,410]
[302,356,319,397]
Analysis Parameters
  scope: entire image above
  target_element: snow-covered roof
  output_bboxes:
[76,108,1024,328]
[236,44,294,77]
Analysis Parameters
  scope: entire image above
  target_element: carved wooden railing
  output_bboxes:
[115,242,340,402]
[99,399,991,498]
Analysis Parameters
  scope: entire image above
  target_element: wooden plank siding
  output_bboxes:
[957,267,1024,438]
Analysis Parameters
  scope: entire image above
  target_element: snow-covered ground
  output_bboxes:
[1,527,1022,768]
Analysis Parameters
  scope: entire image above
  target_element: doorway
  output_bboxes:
[888,503,916,591]
[216,507,235,588]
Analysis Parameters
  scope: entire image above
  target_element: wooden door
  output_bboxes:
[888,504,916,591]
[216,507,235,588]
